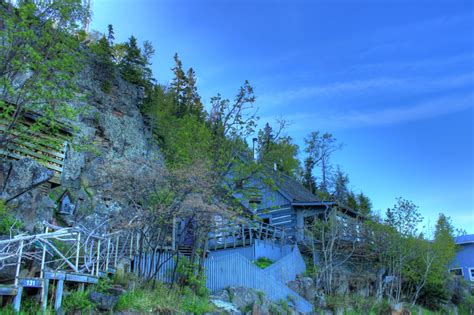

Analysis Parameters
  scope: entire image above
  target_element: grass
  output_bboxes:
[116,282,214,314]
[253,257,274,269]
[62,290,94,313]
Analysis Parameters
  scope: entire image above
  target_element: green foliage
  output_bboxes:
[116,282,214,314]
[62,290,94,313]
[325,295,392,315]
[0,200,21,235]
[176,257,208,297]
[257,122,301,178]
[181,286,215,314]
[385,197,423,236]
[253,257,274,269]
[89,34,115,93]
[94,276,113,293]
[119,36,154,87]
[0,0,89,148]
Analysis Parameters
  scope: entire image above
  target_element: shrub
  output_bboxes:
[0,200,22,235]
[116,281,214,314]
[62,290,94,313]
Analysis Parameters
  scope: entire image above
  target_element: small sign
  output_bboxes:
[18,278,43,288]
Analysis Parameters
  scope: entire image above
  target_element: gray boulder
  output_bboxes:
[88,291,119,311]
[288,275,319,303]
[1,158,53,201]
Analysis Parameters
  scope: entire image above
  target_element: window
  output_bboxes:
[449,268,463,276]
[469,268,474,281]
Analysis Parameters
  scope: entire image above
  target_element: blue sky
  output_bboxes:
[91,0,474,233]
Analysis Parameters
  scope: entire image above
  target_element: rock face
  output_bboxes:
[0,159,55,231]
[1,54,164,233]
[0,158,53,201]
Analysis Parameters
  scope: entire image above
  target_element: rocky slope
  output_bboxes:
[1,53,163,233]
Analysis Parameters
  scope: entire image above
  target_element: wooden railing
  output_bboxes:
[0,222,141,312]
[207,219,287,251]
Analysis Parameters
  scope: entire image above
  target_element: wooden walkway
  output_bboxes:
[0,222,140,312]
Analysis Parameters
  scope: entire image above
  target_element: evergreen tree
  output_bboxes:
[357,192,372,216]
[302,157,317,193]
[170,53,187,117]
[119,36,147,85]
[347,191,359,211]
[333,166,349,203]
[107,24,115,44]
[184,67,204,120]
[256,123,300,177]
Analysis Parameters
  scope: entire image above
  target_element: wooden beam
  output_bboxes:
[96,240,101,277]
[75,232,81,270]
[41,279,49,311]
[14,240,24,286]
[13,286,23,312]
[40,227,48,279]
[54,279,64,311]
[105,238,111,272]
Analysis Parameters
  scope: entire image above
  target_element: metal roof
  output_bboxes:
[455,234,474,245]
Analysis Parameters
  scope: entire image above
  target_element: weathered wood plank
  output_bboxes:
[54,279,64,311]
[0,285,17,296]
[13,286,23,312]
[0,150,64,172]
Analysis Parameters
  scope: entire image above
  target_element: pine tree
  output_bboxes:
[107,24,115,45]
[120,36,146,85]
[185,67,204,119]
[302,157,317,193]
[357,192,372,216]
[333,166,349,203]
[170,53,187,117]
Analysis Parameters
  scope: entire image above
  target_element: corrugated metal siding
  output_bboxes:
[254,239,292,261]
[264,246,306,284]
[133,246,313,313]
[204,253,313,313]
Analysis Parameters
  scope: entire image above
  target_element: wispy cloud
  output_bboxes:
[258,73,474,108]
[262,92,474,131]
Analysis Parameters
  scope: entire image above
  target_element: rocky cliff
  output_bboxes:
[1,53,164,232]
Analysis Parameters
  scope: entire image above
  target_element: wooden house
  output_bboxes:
[235,170,359,243]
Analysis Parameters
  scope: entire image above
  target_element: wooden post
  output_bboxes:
[249,223,253,245]
[75,232,81,271]
[241,224,246,246]
[13,286,23,312]
[129,233,134,259]
[172,216,176,251]
[96,239,101,277]
[129,233,134,273]
[41,279,49,311]
[14,240,24,286]
[114,236,119,268]
[54,279,64,311]
[105,237,111,272]
[258,223,263,239]
[40,227,48,279]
